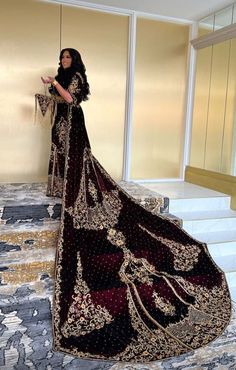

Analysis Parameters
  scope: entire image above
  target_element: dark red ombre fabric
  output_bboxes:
[47,72,231,362]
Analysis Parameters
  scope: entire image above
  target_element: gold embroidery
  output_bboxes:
[47,143,62,197]
[52,98,231,361]
[119,253,155,286]
[57,117,67,154]
[61,252,113,338]
[152,292,176,316]
[54,221,231,362]
[107,229,154,286]
[66,148,123,230]
[53,105,73,350]
[68,72,82,106]
[35,93,52,116]
[88,178,98,202]
[139,224,200,271]
[167,305,227,349]
[116,286,188,362]
[175,276,231,321]
[107,228,127,249]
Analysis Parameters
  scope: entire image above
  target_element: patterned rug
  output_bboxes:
[0,227,235,369]
[0,279,235,369]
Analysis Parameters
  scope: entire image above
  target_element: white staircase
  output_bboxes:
[141,182,236,302]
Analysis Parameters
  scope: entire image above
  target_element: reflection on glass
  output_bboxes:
[198,15,214,36]
[205,41,230,172]
[190,39,236,176]
[214,6,233,30]
[222,38,236,174]
[131,18,189,179]
[233,131,236,175]
[233,4,236,24]
[190,47,212,168]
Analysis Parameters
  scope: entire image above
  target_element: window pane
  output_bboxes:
[190,47,212,168]
[198,15,214,36]
[221,39,236,174]
[131,18,189,179]
[205,41,230,172]
[214,6,233,30]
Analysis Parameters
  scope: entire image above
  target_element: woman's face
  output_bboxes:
[61,50,72,69]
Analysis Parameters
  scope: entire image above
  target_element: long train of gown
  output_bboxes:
[45,72,231,362]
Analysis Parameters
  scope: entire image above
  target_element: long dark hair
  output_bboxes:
[55,48,90,101]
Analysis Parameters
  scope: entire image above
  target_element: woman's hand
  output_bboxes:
[41,76,73,103]
[41,76,55,84]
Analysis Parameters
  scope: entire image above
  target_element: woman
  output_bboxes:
[42,48,90,198]
[42,48,231,362]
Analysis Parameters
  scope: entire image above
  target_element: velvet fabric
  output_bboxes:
[47,72,232,362]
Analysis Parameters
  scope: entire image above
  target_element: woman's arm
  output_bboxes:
[41,76,73,104]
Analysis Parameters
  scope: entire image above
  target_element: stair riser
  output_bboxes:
[0,205,62,225]
[183,218,236,233]
[225,271,236,299]
[169,197,231,213]
[0,228,58,287]
[209,255,236,273]
[208,242,236,256]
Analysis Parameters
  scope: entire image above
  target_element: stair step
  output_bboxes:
[192,230,236,244]
[0,182,169,226]
[208,241,236,256]
[208,242,236,272]
[174,209,236,220]
[119,181,169,213]
[225,271,236,300]
[169,196,231,213]
[0,204,62,225]
[0,225,58,287]
[0,220,60,233]
[182,216,236,233]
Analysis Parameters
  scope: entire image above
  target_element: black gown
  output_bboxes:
[45,71,231,362]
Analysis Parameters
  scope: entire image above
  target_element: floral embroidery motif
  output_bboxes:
[139,224,200,271]
[152,292,176,316]
[68,72,83,106]
[107,228,126,249]
[107,228,155,285]
[56,117,67,154]
[119,253,155,286]
[61,252,113,338]
[35,93,52,116]
[66,148,123,230]
[175,276,231,321]
[116,287,191,362]
[167,305,227,349]
[47,144,64,197]
[88,179,98,202]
